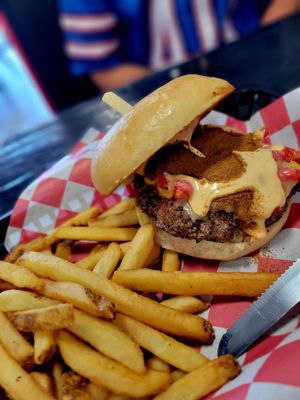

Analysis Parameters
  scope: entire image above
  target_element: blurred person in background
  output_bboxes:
[59,0,300,92]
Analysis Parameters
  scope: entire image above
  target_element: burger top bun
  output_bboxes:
[92,74,234,195]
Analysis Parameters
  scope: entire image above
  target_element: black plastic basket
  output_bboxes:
[216,89,278,120]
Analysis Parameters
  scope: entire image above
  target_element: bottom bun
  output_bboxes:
[152,203,291,261]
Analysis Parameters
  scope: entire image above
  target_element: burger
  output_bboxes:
[92,75,300,260]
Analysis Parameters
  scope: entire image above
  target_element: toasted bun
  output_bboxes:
[92,74,234,195]
[149,203,291,261]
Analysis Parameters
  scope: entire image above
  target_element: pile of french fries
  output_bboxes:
[0,199,280,399]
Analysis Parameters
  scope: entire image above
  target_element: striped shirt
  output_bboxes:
[58,0,270,76]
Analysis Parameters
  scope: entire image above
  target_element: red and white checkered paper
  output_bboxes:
[5,88,300,399]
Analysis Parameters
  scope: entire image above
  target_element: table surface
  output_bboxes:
[1,12,300,247]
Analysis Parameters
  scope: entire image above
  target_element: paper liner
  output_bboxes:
[5,88,300,399]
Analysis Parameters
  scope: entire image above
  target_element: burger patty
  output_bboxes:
[134,176,299,244]
[134,176,242,243]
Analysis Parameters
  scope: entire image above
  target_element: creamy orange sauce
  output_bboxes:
[165,148,286,239]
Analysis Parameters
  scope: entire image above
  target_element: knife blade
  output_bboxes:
[218,259,300,358]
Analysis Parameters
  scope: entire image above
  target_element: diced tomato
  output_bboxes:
[272,146,300,165]
[278,167,300,181]
[173,180,193,200]
[157,171,168,189]
[272,151,282,161]
[284,147,295,161]
[272,147,294,162]
[293,150,300,163]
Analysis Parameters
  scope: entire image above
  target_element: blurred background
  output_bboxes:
[0,0,98,139]
[1,0,300,139]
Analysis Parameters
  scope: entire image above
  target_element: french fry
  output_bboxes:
[6,237,46,263]
[0,289,58,312]
[0,311,33,365]
[0,343,54,400]
[118,224,155,271]
[49,208,102,248]
[68,309,145,374]
[55,242,72,260]
[43,208,101,248]
[147,357,171,373]
[114,314,208,372]
[162,250,180,272]
[89,209,139,228]
[0,261,43,290]
[93,243,122,278]
[85,293,115,320]
[88,382,110,400]
[135,207,151,225]
[61,370,90,400]
[55,226,138,242]
[76,241,127,264]
[5,243,26,263]
[153,355,240,400]
[58,331,170,397]
[34,330,56,364]
[99,199,136,219]
[113,269,280,297]
[75,244,107,270]
[52,362,64,400]
[62,207,100,226]
[106,394,130,400]
[41,248,53,255]
[170,370,186,382]
[39,279,115,319]
[0,279,16,291]
[161,296,209,314]
[91,243,107,254]
[30,372,54,395]
[19,252,214,342]
[9,304,74,332]
[43,234,59,248]
[119,241,132,256]
[26,237,50,251]
[144,244,161,268]
[20,236,47,252]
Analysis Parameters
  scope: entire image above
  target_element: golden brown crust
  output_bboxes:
[92,75,234,195]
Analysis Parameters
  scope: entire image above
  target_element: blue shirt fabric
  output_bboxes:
[58,0,270,77]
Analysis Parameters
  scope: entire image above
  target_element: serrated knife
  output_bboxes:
[218,259,300,358]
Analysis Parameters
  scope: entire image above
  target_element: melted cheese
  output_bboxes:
[166,148,286,239]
